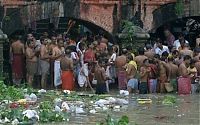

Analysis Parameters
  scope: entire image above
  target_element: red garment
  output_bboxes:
[12,54,24,79]
[84,49,95,63]
[117,70,127,90]
[61,71,74,90]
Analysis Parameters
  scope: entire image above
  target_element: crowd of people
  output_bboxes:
[9,29,200,94]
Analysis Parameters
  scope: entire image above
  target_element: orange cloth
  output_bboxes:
[61,71,74,90]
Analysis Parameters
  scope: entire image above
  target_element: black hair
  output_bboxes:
[126,46,132,51]
[79,42,85,51]
[162,51,169,57]
[127,53,133,61]
[178,32,184,37]
[172,50,179,55]
[154,54,160,59]
[138,47,144,55]
[168,57,174,62]
[65,48,71,55]
[184,55,191,61]
[143,59,149,64]
[190,59,196,65]
[122,48,128,55]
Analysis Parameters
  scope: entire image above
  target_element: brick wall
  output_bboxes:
[140,0,176,31]
[0,0,193,33]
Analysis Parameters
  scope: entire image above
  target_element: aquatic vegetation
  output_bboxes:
[162,95,177,105]
[96,115,135,125]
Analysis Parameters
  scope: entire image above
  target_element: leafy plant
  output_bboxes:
[162,95,177,105]
[119,20,136,48]
[175,0,184,17]
[97,115,131,125]
[0,81,24,101]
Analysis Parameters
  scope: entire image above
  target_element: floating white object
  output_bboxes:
[75,107,85,114]
[55,105,61,112]
[102,106,108,111]
[119,90,129,96]
[63,90,71,94]
[95,99,110,107]
[89,109,96,114]
[22,110,38,120]
[54,98,62,107]
[61,102,70,111]
[4,117,10,123]
[29,93,37,102]
[38,89,47,93]
[115,98,128,105]
[11,119,19,125]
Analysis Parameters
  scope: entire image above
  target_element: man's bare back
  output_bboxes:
[168,62,178,79]
[11,40,24,54]
[115,55,126,70]
[60,56,73,71]
[134,55,148,68]
[144,51,155,59]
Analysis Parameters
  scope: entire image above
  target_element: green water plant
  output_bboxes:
[162,95,177,105]
[96,115,132,125]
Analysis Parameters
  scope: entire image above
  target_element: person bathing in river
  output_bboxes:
[139,59,151,94]
[60,48,75,90]
[126,53,138,93]
[94,59,109,94]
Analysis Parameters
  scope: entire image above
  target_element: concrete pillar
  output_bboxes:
[0,30,7,78]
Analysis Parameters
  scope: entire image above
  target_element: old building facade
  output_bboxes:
[0,0,199,35]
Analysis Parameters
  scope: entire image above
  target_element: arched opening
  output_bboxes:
[155,16,200,48]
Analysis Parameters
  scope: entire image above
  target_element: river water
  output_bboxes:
[46,94,199,125]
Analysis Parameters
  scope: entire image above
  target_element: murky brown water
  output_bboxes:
[40,94,200,125]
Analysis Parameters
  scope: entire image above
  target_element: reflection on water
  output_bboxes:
[66,94,199,125]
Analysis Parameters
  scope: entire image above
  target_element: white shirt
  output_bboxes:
[173,40,189,50]
[155,45,169,56]
[109,53,117,63]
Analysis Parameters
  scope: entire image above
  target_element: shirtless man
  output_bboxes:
[193,48,200,62]
[52,39,64,61]
[168,57,179,92]
[115,49,127,90]
[134,47,148,68]
[139,59,150,94]
[195,57,200,76]
[52,39,65,87]
[157,56,170,93]
[144,44,155,59]
[40,38,50,89]
[26,40,37,87]
[60,48,74,90]
[95,59,108,94]
[126,54,138,93]
[10,35,25,85]
[178,55,191,77]
[179,43,193,58]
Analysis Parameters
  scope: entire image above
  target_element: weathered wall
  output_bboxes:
[0,0,199,35]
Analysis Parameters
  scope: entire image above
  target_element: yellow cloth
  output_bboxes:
[128,60,137,70]
[131,53,135,59]
[188,67,197,73]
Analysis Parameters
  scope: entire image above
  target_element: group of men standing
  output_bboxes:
[9,31,200,94]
